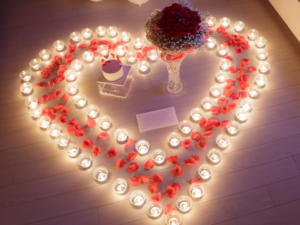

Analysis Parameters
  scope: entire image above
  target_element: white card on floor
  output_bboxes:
[136,107,178,132]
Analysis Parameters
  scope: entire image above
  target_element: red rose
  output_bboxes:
[193,15,201,23]
[182,26,189,35]
[182,17,190,26]
[171,3,182,12]
[163,27,172,37]
[175,22,183,32]
[170,29,181,39]
[189,26,197,36]
[157,17,165,29]
[182,6,191,14]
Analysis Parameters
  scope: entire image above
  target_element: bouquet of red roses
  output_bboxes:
[145,0,210,55]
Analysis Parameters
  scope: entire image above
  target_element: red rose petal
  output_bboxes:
[217,25,226,33]
[165,186,176,199]
[148,182,159,194]
[240,91,249,98]
[128,175,140,186]
[98,131,108,139]
[199,117,207,127]
[237,69,246,75]
[92,145,101,156]
[248,66,257,72]
[127,152,138,161]
[57,116,67,124]
[124,138,134,148]
[127,162,139,173]
[197,140,207,149]
[62,93,70,101]
[211,106,220,115]
[106,146,117,158]
[78,44,87,49]
[208,117,219,124]
[231,93,240,100]
[150,193,162,202]
[222,31,229,39]
[203,123,213,131]
[66,58,74,65]
[220,105,231,114]
[224,85,234,91]
[59,107,69,116]
[167,155,178,164]
[221,120,230,127]
[139,176,150,184]
[65,125,76,135]
[234,47,243,54]
[171,165,183,177]
[68,118,77,126]
[49,114,55,121]
[217,97,227,105]
[74,128,85,137]
[36,82,46,87]
[227,101,237,109]
[191,178,202,184]
[243,75,251,82]
[82,139,93,149]
[229,66,238,73]
[64,54,73,59]
[116,158,127,169]
[184,158,195,165]
[86,118,96,128]
[151,173,163,183]
[190,131,201,141]
[190,155,200,162]
[226,79,235,86]
[223,90,233,97]
[182,139,193,149]
[202,131,212,139]
[144,159,155,170]
[164,204,176,215]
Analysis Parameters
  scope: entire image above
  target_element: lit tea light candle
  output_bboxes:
[241,99,254,112]
[114,128,128,142]
[29,58,41,71]
[249,85,260,98]
[96,26,106,36]
[146,201,162,218]
[37,116,51,129]
[121,31,130,42]
[167,132,181,147]
[147,49,157,60]
[20,82,32,94]
[39,49,51,61]
[227,120,240,135]
[207,16,216,27]
[259,62,270,73]
[81,28,92,39]
[201,97,214,110]
[255,74,267,87]
[210,84,222,97]
[93,166,108,182]
[255,37,267,48]
[107,26,117,37]
[217,43,228,56]
[151,149,166,165]
[86,104,99,119]
[82,51,94,62]
[29,107,42,119]
[53,40,65,51]
[125,51,137,63]
[215,70,227,83]
[137,60,149,72]
[198,164,213,180]
[25,96,38,109]
[220,17,230,27]
[55,133,69,147]
[19,70,31,82]
[248,29,259,40]
[219,58,231,70]
[112,178,127,195]
[165,211,182,225]
[179,120,193,134]
[74,94,87,107]
[133,38,144,49]
[130,190,146,206]
[71,59,83,71]
[176,195,192,212]
[236,109,249,122]
[208,148,222,164]
[66,142,79,158]
[234,21,245,32]
[70,31,81,42]
[115,44,126,57]
[64,69,76,82]
[97,115,111,130]
[207,37,216,48]
[47,124,61,138]
[189,182,204,198]
[98,44,109,56]
[65,82,78,95]
[216,134,230,149]
[190,107,204,122]
[257,49,268,60]
[135,139,149,155]
[77,153,92,169]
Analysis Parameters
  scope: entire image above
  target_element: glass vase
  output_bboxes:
[157,50,187,94]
